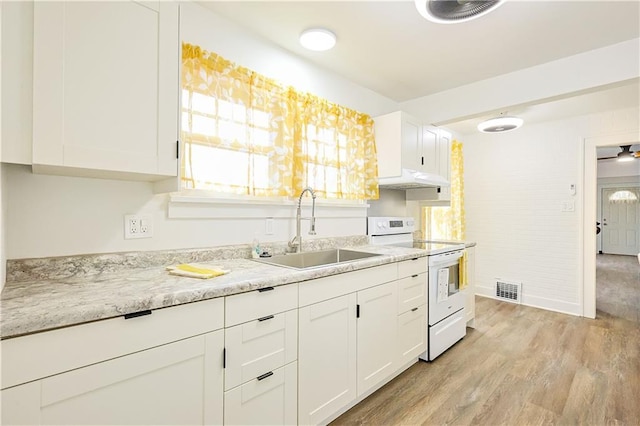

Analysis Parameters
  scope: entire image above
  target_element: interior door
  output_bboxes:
[602,187,640,255]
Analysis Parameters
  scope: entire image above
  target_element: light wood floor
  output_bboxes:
[332,254,640,425]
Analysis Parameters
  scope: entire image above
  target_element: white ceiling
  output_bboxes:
[197,1,639,139]
[198,0,640,103]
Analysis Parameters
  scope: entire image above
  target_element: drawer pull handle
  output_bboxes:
[411,307,419,312]
[257,371,274,381]
[258,286,275,292]
[258,315,274,322]
[411,274,419,278]
[124,310,152,320]
[411,258,418,261]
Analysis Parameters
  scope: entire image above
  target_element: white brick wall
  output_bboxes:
[464,107,639,315]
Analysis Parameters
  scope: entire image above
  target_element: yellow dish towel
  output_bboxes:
[459,251,468,290]
[166,263,230,279]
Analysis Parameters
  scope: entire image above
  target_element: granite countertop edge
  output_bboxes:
[1,245,428,340]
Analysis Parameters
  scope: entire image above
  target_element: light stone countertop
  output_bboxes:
[1,244,427,340]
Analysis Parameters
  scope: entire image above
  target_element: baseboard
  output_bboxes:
[476,286,582,317]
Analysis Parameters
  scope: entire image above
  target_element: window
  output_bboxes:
[608,190,639,203]
[181,43,378,200]
[421,140,465,240]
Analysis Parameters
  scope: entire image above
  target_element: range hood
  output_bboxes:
[378,168,449,190]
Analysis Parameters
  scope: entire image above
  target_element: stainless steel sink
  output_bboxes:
[254,248,381,270]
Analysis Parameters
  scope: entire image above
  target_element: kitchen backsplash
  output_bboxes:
[6,235,369,283]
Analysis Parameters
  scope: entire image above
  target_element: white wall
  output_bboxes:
[463,107,639,316]
[180,2,399,117]
[1,166,5,290]
[2,2,398,260]
[1,1,5,289]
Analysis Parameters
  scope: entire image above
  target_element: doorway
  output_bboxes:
[582,131,640,319]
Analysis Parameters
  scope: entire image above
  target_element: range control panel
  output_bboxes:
[367,216,416,236]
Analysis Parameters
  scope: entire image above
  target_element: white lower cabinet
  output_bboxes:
[224,362,297,426]
[397,305,426,365]
[224,310,297,391]
[356,281,398,396]
[298,293,357,425]
[223,285,299,425]
[1,331,224,425]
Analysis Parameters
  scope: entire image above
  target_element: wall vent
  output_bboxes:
[495,280,521,304]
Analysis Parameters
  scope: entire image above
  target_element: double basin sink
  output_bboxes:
[255,248,381,270]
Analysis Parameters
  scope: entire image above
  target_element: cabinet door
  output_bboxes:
[356,281,398,396]
[32,1,178,179]
[1,381,41,425]
[398,305,426,365]
[1,331,224,425]
[438,129,452,181]
[401,115,422,172]
[224,362,297,426]
[298,294,357,425]
[420,126,439,175]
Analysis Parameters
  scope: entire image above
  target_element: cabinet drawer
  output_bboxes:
[225,310,297,390]
[226,284,298,327]
[224,362,297,426]
[299,263,396,307]
[397,273,426,314]
[398,258,427,278]
[1,298,224,390]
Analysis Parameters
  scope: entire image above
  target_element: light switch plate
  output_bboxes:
[265,218,274,235]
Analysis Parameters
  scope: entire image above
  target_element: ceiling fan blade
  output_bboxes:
[597,156,617,160]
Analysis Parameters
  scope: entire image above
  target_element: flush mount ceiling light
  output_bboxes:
[415,0,504,24]
[299,28,336,51]
[477,116,524,133]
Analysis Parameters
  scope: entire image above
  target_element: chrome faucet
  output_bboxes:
[288,187,317,253]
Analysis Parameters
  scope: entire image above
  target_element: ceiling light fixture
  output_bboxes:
[477,115,524,133]
[299,28,336,51]
[415,0,505,24]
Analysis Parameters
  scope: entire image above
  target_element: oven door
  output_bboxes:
[428,250,466,326]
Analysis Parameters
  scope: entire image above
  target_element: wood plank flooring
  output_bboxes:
[331,254,640,426]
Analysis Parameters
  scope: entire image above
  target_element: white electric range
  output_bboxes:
[367,216,466,361]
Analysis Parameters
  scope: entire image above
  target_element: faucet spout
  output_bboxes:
[289,187,317,253]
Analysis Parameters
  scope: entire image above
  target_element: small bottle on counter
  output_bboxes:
[251,235,261,259]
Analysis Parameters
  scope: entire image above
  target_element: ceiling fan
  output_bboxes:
[598,145,640,162]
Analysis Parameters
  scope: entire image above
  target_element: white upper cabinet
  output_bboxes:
[374,111,451,180]
[32,1,179,181]
[375,111,423,178]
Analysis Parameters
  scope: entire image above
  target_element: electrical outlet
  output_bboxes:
[124,214,153,239]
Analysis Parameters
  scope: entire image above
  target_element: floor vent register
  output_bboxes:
[495,280,522,304]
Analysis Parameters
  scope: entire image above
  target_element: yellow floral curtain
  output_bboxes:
[181,43,295,196]
[181,42,379,200]
[293,93,379,200]
[422,139,465,240]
